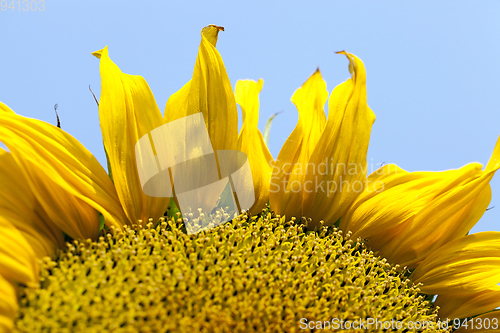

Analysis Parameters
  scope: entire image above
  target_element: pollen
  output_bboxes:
[14,213,448,332]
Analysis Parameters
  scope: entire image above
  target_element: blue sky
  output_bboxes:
[1,1,500,234]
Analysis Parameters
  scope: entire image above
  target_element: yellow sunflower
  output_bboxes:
[0,24,498,332]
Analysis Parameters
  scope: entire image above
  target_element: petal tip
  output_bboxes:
[208,24,224,32]
[485,134,500,173]
[92,47,107,59]
[201,25,224,46]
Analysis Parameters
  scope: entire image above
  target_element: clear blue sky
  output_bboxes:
[1,1,500,234]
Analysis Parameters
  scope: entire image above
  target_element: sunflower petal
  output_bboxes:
[162,26,239,217]
[0,103,126,237]
[0,149,63,258]
[344,163,491,268]
[165,25,238,152]
[436,289,500,320]
[342,136,500,269]
[302,53,375,226]
[341,163,422,238]
[95,46,169,225]
[0,208,60,260]
[235,79,274,214]
[411,232,500,295]
[485,135,500,173]
[0,274,17,333]
[379,170,491,268]
[269,70,328,217]
[0,215,38,287]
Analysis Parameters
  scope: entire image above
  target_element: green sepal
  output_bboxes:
[99,212,106,231]
[165,197,181,219]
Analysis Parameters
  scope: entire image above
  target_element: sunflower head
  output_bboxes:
[14,214,447,332]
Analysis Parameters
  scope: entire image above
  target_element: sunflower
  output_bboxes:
[0,24,498,332]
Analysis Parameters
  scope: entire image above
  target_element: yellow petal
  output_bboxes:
[0,149,63,258]
[454,311,500,332]
[341,136,500,269]
[235,79,274,214]
[0,103,126,237]
[485,135,500,173]
[0,274,17,333]
[346,163,490,268]
[0,208,60,260]
[165,25,238,152]
[162,25,239,218]
[269,70,328,218]
[341,163,427,238]
[164,81,191,121]
[380,171,491,268]
[96,46,169,225]
[202,24,224,45]
[297,53,375,226]
[91,48,103,59]
[411,232,500,295]
[0,215,38,287]
[436,289,500,320]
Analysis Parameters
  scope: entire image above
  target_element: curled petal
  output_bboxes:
[0,104,126,238]
[236,79,274,214]
[303,53,375,226]
[163,25,239,217]
[411,232,500,295]
[270,70,328,217]
[165,25,238,152]
[94,46,169,225]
